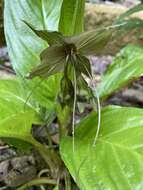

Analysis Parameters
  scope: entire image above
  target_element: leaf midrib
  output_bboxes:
[0,89,36,110]
[98,138,143,158]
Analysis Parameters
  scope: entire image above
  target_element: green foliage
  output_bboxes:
[59,0,85,35]
[3,0,143,189]
[4,0,63,110]
[97,45,143,99]
[61,106,143,190]
[0,78,41,150]
[116,3,143,24]
[0,78,39,119]
[0,111,37,147]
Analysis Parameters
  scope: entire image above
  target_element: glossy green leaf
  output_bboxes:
[0,78,41,149]
[4,0,63,109]
[0,112,37,145]
[0,80,54,164]
[59,0,85,35]
[4,0,63,75]
[61,106,143,190]
[0,110,46,154]
[0,79,39,117]
[97,45,143,99]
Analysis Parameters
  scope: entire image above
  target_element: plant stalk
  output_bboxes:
[32,138,63,178]
[17,177,56,190]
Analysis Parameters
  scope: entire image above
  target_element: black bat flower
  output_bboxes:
[25,17,142,105]
[25,21,112,80]
[24,18,143,145]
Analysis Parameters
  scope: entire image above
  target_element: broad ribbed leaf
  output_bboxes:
[59,0,85,35]
[0,112,37,145]
[97,45,143,99]
[0,79,41,149]
[61,106,143,190]
[0,79,39,116]
[4,0,63,109]
[0,110,45,153]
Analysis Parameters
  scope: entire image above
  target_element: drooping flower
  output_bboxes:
[24,18,143,146]
[25,21,113,79]
[25,18,142,106]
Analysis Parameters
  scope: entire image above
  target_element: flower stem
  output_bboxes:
[17,177,56,190]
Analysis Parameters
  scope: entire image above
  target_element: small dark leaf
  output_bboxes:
[77,75,91,99]
[28,46,66,78]
[65,29,112,56]
[76,54,92,77]
[60,76,74,106]
[24,21,66,46]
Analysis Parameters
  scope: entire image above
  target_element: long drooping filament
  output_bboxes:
[80,60,101,147]
[72,66,77,152]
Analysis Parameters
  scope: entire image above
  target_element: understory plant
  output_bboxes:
[1,0,143,189]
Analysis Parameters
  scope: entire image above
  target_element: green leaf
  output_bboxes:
[4,0,63,75]
[53,186,59,190]
[0,78,41,150]
[59,0,85,35]
[114,18,143,33]
[0,110,46,154]
[0,79,55,164]
[61,106,143,190]
[4,0,63,109]
[116,3,143,24]
[0,111,37,145]
[0,78,39,117]
[97,45,143,99]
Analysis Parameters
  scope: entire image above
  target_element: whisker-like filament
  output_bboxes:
[80,60,101,147]
[72,65,77,153]
[92,89,101,146]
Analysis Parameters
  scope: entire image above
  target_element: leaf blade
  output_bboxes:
[0,78,41,150]
[4,0,63,109]
[23,21,66,46]
[61,106,143,190]
[97,45,143,99]
[59,0,85,35]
